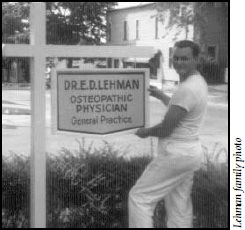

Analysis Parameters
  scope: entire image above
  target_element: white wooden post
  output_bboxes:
[30,3,46,228]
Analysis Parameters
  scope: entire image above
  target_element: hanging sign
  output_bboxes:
[52,69,149,135]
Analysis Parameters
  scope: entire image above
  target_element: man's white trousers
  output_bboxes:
[128,140,202,228]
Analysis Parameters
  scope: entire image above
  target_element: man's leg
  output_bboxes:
[164,173,194,228]
[128,159,164,228]
[128,154,198,228]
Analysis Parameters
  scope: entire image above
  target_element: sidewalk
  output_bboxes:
[207,84,228,104]
[2,84,31,115]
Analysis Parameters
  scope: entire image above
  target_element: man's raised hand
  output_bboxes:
[148,85,164,100]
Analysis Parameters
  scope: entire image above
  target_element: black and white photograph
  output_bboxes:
[2,2,235,228]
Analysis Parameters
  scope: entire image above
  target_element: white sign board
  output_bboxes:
[52,69,149,135]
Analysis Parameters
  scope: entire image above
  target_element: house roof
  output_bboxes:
[108,3,156,12]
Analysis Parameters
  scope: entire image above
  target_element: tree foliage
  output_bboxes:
[154,2,208,40]
[2,2,30,43]
[46,2,117,45]
[2,2,117,45]
[155,2,228,44]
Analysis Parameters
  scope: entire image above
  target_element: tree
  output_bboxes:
[2,2,117,82]
[2,2,117,45]
[46,2,117,45]
[154,2,208,41]
[154,2,229,83]
[2,2,30,44]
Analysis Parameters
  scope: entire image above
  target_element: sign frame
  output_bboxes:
[51,68,150,137]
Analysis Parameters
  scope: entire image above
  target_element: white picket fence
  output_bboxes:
[2,2,155,228]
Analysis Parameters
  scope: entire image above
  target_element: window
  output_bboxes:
[179,5,187,17]
[155,17,159,39]
[124,21,128,41]
[207,45,218,61]
[136,20,139,40]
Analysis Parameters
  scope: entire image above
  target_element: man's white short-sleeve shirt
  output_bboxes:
[165,73,208,142]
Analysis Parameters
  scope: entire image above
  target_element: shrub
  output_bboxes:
[46,142,151,228]
[198,59,224,84]
[2,142,228,228]
[2,153,30,228]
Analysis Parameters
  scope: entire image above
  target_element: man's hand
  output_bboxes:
[148,86,164,100]
[148,85,170,106]
[135,128,149,138]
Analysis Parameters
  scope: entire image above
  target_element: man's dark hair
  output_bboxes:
[174,40,200,58]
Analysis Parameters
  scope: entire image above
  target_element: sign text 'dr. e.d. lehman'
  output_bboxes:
[56,70,149,134]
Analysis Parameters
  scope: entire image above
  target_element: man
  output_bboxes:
[128,40,208,228]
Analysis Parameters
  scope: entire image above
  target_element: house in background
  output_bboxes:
[194,2,228,83]
[3,3,228,85]
[107,2,228,85]
[107,3,190,87]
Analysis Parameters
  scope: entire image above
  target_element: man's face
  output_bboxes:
[172,47,198,80]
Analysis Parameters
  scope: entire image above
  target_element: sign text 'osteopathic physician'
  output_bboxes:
[57,70,149,134]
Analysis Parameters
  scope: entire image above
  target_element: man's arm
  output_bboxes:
[158,92,171,106]
[148,86,171,106]
[135,105,187,138]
